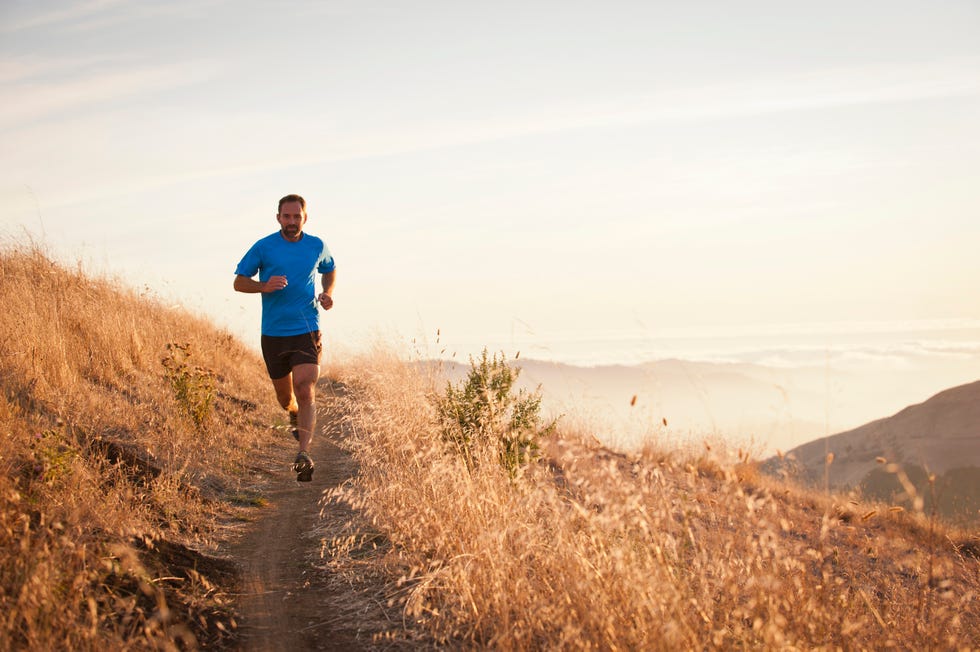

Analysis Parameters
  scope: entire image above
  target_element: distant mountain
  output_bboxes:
[422,357,835,451]
[425,355,980,462]
[767,380,980,522]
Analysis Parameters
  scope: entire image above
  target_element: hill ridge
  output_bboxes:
[767,379,980,523]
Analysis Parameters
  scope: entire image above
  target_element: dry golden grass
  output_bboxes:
[5,242,978,650]
[326,349,980,650]
[0,244,279,649]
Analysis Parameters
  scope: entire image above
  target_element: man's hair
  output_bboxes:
[278,194,307,215]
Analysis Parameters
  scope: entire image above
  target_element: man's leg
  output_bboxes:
[270,374,298,413]
[290,363,320,453]
[271,373,299,441]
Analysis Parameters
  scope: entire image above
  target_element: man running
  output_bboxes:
[234,194,336,482]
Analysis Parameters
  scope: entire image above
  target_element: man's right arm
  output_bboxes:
[234,275,287,293]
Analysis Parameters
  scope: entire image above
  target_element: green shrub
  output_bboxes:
[28,427,78,488]
[437,349,555,476]
[161,342,215,431]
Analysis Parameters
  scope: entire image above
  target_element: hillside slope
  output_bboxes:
[0,245,280,649]
[785,380,980,482]
[4,245,978,649]
[769,380,980,521]
[328,351,980,649]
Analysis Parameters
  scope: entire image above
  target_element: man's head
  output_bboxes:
[277,194,308,241]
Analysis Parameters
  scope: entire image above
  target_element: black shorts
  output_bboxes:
[261,330,322,380]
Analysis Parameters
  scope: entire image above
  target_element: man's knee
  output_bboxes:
[294,381,316,404]
[292,366,318,404]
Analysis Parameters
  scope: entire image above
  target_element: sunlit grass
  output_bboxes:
[0,243,278,649]
[3,242,978,649]
[325,349,980,649]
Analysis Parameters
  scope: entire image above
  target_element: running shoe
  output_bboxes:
[293,451,314,482]
[289,410,299,441]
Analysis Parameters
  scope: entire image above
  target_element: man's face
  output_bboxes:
[277,200,307,240]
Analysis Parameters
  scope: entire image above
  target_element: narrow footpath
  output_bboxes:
[228,381,373,651]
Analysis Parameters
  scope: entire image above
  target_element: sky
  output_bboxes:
[2,0,979,374]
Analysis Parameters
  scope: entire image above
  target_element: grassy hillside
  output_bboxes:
[325,351,980,649]
[769,380,980,524]
[0,245,279,649]
[3,244,978,650]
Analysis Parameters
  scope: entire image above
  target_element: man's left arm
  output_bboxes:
[318,269,336,310]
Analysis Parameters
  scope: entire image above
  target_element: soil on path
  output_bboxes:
[227,380,389,651]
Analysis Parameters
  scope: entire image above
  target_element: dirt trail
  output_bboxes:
[228,381,371,651]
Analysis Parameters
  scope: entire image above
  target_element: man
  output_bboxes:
[234,194,336,482]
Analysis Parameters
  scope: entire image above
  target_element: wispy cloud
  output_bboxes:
[0,54,126,84]
[0,60,222,128]
[413,56,980,151]
[4,46,977,211]
[169,55,980,178]
[0,0,230,34]
[0,0,128,33]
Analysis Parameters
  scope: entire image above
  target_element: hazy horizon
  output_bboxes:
[416,319,980,454]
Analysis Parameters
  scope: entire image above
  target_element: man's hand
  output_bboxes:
[263,275,288,292]
[317,293,334,310]
[234,274,285,294]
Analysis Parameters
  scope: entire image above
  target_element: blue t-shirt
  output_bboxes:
[235,231,336,337]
